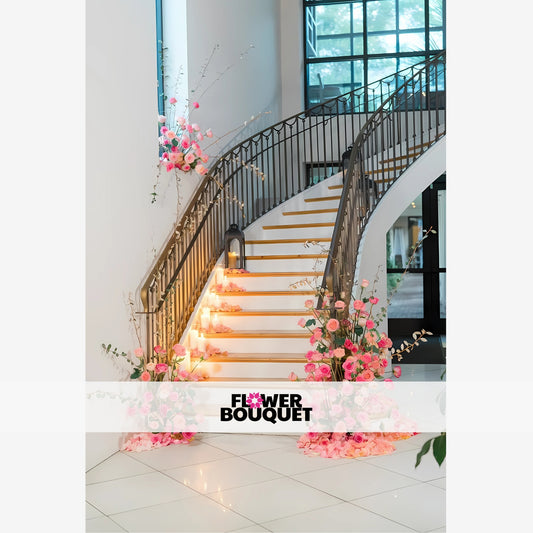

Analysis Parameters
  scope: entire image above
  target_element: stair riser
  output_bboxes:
[245,257,327,273]
[216,293,316,310]
[245,225,334,241]
[211,314,310,331]
[244,242,329,257]
[223,275,321,292]
[198,361,308,379]
[204,336,312,354]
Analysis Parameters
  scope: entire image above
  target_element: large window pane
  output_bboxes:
[429,30,443,50]
[368,57,398,84]
[317,37,352,57]
[429,0,444,27]
[352,35,364,55]
[440,273,446,318]
[399,31,425,52]
[316,3,351,35]
[367,0,396,32]
[309,61,352,87]
[368,33,397,54]
[352,2,363,33]
[399,0,425,30]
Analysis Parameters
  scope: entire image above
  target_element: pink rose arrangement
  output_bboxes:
[158,98,212,176]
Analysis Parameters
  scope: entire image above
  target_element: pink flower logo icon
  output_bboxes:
[246,392,263,409]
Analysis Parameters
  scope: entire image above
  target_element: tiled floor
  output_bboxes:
[86,365,446,532]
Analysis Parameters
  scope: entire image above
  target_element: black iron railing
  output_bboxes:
[320,51,446,305]
[139,55,445,358]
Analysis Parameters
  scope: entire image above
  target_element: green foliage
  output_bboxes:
[415,432,446,467]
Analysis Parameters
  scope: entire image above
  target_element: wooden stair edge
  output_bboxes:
[282,208,338,216]
[245,238,332,244]
[262,222,334,230]
[304,195,342,203]
[225,271,323,278]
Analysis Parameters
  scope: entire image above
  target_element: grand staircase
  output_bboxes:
[140,52,446,381]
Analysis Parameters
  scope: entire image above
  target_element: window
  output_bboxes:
[304,0,446,109]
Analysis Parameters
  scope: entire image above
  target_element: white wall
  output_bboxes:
[185,0,282,158]
[355,138,446,320]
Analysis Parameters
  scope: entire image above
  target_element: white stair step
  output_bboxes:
[202,332,312,354]
[223,272,321,291]
[209,312,311,331]
[196,360,308,379]
[245,241,329,257]
[245,256,327,273]
[280,211,337,224]
[245,224,335,241]
[215,291,316,310]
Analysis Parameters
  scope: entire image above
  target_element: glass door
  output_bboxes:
[386,174,446,339]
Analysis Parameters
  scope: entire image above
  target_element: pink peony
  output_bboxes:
[140,371,151,382]
[326,319,340,332]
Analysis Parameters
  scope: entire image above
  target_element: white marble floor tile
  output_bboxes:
[353,483,446,532]
[86,502,104,520]
[123,441,232,471]
[242,444,352,476]
[293,460,419,500]
[229,526,270,532]
[164,456,282,494]
[204,433,297,456]
[110,495,254,532]
[86,471,197,515]
[363,448,446,482]
[428,477,446,490]
[86,452,155,484]
[208,477,342,523]
[263,501,417,532]
[86,515,127,532]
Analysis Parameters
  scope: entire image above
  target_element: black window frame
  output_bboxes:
[303,0,446,111]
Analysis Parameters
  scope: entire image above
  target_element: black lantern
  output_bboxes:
[224,223,246,270]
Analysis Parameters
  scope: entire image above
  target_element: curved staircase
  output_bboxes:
[139,52,446,381]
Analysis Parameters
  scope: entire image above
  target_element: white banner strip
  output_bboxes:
[86,381,445,433]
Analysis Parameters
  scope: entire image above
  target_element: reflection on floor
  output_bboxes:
[86,365,446,533]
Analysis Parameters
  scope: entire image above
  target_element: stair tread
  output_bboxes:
[246,238,331,244]
[195,353,307,363]
[203,331,309,338]
[203,377,294,381]
[247,254,327,260]
[262,222,334,229]
[225,271,323,277]
[215,310,313,316]
[215,290,315,296]
[282,208,337,216]
[304,195,341,203]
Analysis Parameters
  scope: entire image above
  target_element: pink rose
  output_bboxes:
[369,297,379,305]
[160,126,169,134]
[184,152,195,164]
[304,363,316,373]
[304,299,314,309]
[177,116,186,126]
[334,300,346,310]
[201,154,209,163]
[195,163,208,175]
[182,164,191,171]
[173,344,186,356]
[165,162,174,172]
[140,371,151,382]
[326,319,340,332]
[317,364,331,377]
[393,366,402,378]
[196,132,204,141]
[361,279,369,288]
[366,320,375,329]
[206,128,213,138]
[146,362,156,371]
[155,363,169,374]
[297,318,306,328]
[169,153,180,163]
[192,123,200,131]
[333,347,345,358]
[181,137,190,149]
[344,338,355,351]
[288,372,298,381]
[186,124,193,134]
[353,300,365,311]
[134,348,143,357]
[192,101,199,108]
[158,115,166,123]
[169,97,177,104]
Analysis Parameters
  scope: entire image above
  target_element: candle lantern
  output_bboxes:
[224,224,246,270]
